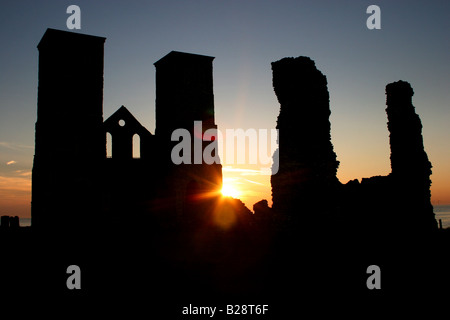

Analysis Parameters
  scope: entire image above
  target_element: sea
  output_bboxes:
[14,205,450,229]
[434,205,450,229]
[18,218,31,227]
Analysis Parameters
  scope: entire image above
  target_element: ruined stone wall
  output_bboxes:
[385,80,437,232]
[270,56,437,235]
[270,56,340,227]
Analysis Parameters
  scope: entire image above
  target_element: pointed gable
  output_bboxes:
[104,106,153,160]
[104,105,152,137]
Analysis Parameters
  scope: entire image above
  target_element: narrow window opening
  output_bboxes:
[107,132,112,158]
[133,134,140,159]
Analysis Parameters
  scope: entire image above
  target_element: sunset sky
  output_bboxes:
[0,1,449,219]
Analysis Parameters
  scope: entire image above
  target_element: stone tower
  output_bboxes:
[32,29,106,232]
[153,51,222,217]
[154,51,216,139]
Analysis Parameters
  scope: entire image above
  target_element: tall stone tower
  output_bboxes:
[153,51,222,217]
[154,51,216,140]
[32,29,106,232]
[386,80,437,232]
[270,56,340,227]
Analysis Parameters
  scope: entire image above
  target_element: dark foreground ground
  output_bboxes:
[1,223,450,317]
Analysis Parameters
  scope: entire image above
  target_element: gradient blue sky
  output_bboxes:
[0,0,449,218]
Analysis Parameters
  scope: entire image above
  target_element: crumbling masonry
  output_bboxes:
[270,56,437,235]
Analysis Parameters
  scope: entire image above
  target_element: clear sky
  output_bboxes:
[0,0,449,218]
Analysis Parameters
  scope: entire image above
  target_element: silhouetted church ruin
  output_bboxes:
[32,29,437,237]
[32,29,222,232]
[5,26,447,310]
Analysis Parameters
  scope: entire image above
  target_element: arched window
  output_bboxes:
[106,132,112,158]
[133,134,140,159]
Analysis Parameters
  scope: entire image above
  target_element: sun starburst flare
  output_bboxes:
[221,184,241,199]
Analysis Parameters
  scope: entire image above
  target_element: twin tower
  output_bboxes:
[32,29,222,232]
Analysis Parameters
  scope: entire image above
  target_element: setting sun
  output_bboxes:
[221,184,241,198]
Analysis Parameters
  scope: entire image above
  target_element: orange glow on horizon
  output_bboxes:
[1,164,449,220]
[0,175,31,218]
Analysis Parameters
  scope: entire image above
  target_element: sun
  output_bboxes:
[221,184,241,199]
